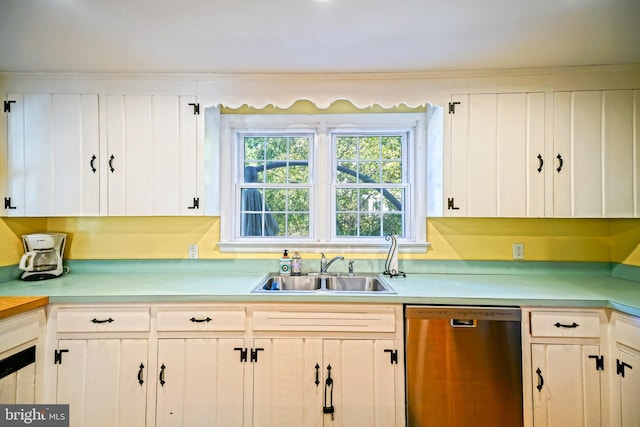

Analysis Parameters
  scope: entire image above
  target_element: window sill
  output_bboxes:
[217,241,430,254]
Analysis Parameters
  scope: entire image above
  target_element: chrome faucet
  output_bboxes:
[320,253,344,273]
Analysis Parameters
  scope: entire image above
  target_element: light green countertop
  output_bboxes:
[0,260,638,316]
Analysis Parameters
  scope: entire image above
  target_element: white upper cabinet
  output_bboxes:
[4,93,100,216]
[104,95,201,216]
[2,93,201,217]
[447,92,545,217]
[553,90,639,217]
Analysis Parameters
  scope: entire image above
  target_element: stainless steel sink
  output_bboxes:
[252,273,395,294]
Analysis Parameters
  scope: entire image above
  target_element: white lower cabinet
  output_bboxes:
[252,338,401,427]
[155,338,247,427]
[47,303,405,427]
[611,312,640,427]
[523,308,607,427]
[530,343,602,427]
[55,339,148,427]
[0,308,46,404]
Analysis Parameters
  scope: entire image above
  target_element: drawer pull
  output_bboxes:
[554,322,579,328]
[190,317,212,323]
[91,318,114,324]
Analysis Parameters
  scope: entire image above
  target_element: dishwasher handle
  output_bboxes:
[451,319,477,327]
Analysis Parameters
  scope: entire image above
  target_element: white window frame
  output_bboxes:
[218,112,430,253]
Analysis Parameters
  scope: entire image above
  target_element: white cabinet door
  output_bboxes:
[553,90,639,217]
[530,344,602,427]
[615,348,640,427]
[156,338,247,427]
[447,93,545,217]
[104,95,200,216]
[4,93,100,216]
[323,339,401,427]
[55,339,148,427]
[252,338,323,427]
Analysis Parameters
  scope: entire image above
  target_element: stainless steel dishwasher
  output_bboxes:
[405,305,523,427]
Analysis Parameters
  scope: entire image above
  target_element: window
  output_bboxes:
[218,112,432,253]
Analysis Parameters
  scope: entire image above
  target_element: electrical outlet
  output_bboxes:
[188,244,199,259]
[512,243,524,260]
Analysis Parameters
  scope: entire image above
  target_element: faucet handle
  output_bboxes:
[348,260,355,276]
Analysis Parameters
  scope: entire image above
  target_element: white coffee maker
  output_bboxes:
[19,233,66,281]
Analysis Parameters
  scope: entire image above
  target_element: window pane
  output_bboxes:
[382,188,404,211]
[244,137,265,161]
[266,137,288,160]
[382,161,402,183]
[288,188,309,210]
[359,161,380,183]
[337,162,357,183]
[290,137,309,161]
[383,214,403,236]
[359,188,382,212]
[336,213,357,236]
[359,136,380,160]
[336,188,358,211]
[381,136,402,159]
[336,136,357,159]
[360,213,381,236]
[288,213,309,237]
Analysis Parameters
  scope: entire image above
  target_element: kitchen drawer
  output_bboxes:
[156,307,246,331]
[252,306,397,333]
[56,307,150,332]
[613,312,640,350]
[530,310,601,338]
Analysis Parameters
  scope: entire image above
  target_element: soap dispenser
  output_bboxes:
[291,251,302,276]
[279,250,291,276]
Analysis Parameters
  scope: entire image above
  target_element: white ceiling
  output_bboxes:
[1,0,639,74]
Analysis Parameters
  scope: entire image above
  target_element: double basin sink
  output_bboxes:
[252,273,395,294]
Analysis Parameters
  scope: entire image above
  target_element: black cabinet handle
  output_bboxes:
[188,197,200,210]
[556,154,564,173]
[90,155,97,173]
[554,322,579,328]
[190,317,212,323]
[536,368,544,392]
[137,363,145,385]
[323,364,335,420]
[159,364,166,386]
[91,318,114,324]
[234,347,248,363]
[315,363,320,387]
[537,154,544,173]
[617,359,633,378]
[109,155,115,173]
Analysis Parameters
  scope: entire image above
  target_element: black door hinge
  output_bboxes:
[189,103,200,115]
[4,100,16,113]
[250,348,264,363]
[447,197,460,210]
[617,359,633,378]
[54,349,69,365]
[234,347,248,363]
[384,349,398,364]
[188,197,200,210]
[448,101,460,114]
[588,355,604,371]
[4,197,17,210]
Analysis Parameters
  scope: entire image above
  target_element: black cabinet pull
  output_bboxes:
[447,197,460,210]
[90,155,97,173]
[536,368,544,392]
[159,364,166,386]
[137,363,145,385]
[554,322,579,329]
[323,364,335,420]
[537,154,544,173]
[556,154,564,173]
[190,317,212,323]
[384,349,398,364]
[315,363,320,387]
[109,155,115,173]
[91,318,114,324]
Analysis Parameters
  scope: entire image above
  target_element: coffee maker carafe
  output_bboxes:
[19,233,66,281]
